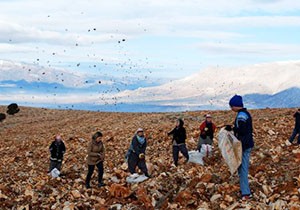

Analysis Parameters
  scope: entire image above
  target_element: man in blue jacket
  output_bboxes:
[229,95,254,201]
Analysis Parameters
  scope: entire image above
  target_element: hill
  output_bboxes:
[0,106,299,209]
[115,61,300,110]
[1,60,300,112]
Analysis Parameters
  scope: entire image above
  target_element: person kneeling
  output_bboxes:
[126,128,150,178]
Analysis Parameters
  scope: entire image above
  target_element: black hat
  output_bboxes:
[92,131,103,140]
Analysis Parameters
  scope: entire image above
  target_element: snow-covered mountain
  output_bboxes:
[115,61,300,109]
[1,59,300,111]
[0,60,91,88]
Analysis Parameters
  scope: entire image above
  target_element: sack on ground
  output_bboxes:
[50,168,60,178]
[188,150,204,165]
[218,128,242,175]
[200,144,212,157]
[126,173,148,183]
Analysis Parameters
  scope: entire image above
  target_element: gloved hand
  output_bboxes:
[139,153,145,159]
[224,125,232,131]
[204,127,208,131]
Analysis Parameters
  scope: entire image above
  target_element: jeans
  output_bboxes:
[289,128,300,144]
[173,144,189,166]
[238,148,252,196]
[85,162,104,185]
[127,153,148,175]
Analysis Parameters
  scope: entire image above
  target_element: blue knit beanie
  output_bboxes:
[229,95,244,107]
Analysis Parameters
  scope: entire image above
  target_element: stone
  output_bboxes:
[210,194,222,202]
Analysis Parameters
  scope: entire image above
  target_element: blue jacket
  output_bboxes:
[127,135,147,157]
[233,108,254,151]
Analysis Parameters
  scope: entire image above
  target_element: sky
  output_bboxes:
[0,0,300,81]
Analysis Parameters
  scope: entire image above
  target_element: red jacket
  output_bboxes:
[199,121,216,139]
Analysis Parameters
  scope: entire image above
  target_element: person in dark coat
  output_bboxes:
[228,95,254,201]
[49,135,66,172]
[85,131,106,188]
[289,108,300,145]
[127,128,150,177]
[168,119,189,166]
[197,114,217,151]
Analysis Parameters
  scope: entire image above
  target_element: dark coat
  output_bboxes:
[168,119,187,144]
[49,140,66,162]
[128,135,147,156]
[233,108,254,151]
[293,111,300,130]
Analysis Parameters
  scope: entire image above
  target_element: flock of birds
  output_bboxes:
[5,16,160,110]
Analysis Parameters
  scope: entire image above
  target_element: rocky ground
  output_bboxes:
[0,106,299,210]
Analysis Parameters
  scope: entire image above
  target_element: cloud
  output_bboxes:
[0,20,130,46]
[1,1,300,45]
[197,42,300,56]
[0,92,115,105]
[0,43,36,53]
[0,83,17,88]
[0,0,299,80]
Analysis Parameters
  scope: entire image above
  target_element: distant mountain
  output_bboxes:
[0,60,162,91]
[0,60,88,88]
[244,87,300,109]
[115,61,300,110]
[0,60,164,109]
[1,60,300,111]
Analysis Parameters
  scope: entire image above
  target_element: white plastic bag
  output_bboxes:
[188,150,204,165]
[200,144,212,157]
[50,168,60,178]
[218,128,242,175]
[126,173,148,183]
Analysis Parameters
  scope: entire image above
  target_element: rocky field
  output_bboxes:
[0,106,299,210]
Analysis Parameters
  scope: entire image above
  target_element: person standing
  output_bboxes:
[127,128,150,177]
[229,95,254,201]
[197,114,217,151]
[289,108,300,145]
[85,131,106,188]
[49,135,66,172]
[168,119,189,166]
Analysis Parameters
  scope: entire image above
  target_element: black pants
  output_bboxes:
[49,160,62,172]
[128,153,148,175]
[85,162,104,185]
[173,144,189,166]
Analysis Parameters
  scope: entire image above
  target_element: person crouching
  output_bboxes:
[127,128,150,177]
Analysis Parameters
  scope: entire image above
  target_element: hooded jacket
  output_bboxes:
[168,119,187,145]
[87,139,105,165]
